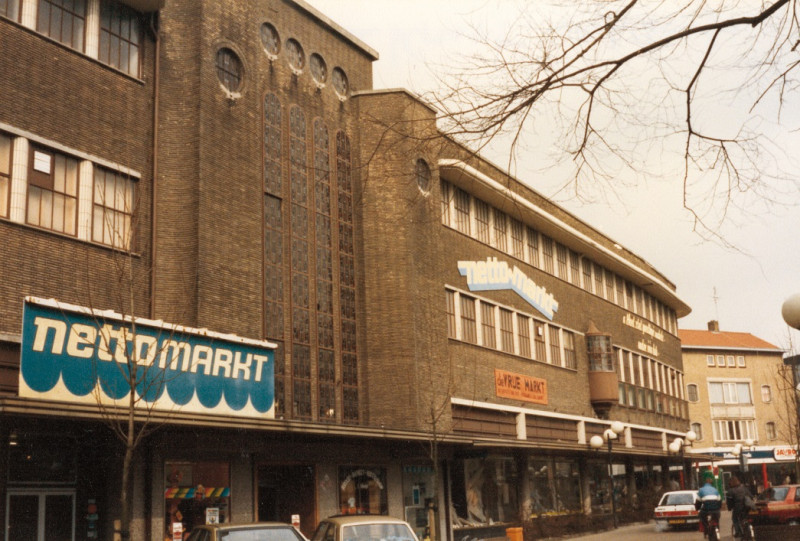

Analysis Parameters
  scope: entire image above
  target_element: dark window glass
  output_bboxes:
[415,158,430,192]
[215,48,242,92]
[0,133,12,218]
[99,1,140,76]
[92,167,136,250]
[38,0,86,52]
[264,94,283,195]
[0,0,20,21]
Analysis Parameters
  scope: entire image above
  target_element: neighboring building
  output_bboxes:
[1,1,694,540]
[680,321,794,491]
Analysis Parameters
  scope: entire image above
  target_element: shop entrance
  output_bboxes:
[5,489,75,541]
[257,464,315,537]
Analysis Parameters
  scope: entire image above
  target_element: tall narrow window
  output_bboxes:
[761,385,772,403]
[315,119,334,421]
[318,348,335,421]
[459,295,477,344]
[415,158,430,193]
[549,326,561,365]
[92,167,135,250]
[605,270,615,301]
[440,181,451,226]
[474,199,490,243]
[593,263,603,296]
[687,384,698,402]
[264,94,283,195]
[541,236,554,274]
[264,195,283,339]
[526,226,539,268]
[510,219,524,259]
[582,259,593,293]
[216,48,243,93]
[38,0,86,52]
[517,315,531,358]
[691,422,703,441]
[481,303,496,349]
[99,1,140,76]
[556,244,568,280]
[766,422,776,440]
[446,290,457,339]
[737,356,746,367]
[0,133,11,218]
[615,275,624,308]
[533,321,546,361]
[453,188,470,234]
[499,308,514,353]
[562,330,576,369]
[493,208,507,252]
[337,131,358,423]
[706,355,715,367]
[569,251,581,286]
[27,146,78,235]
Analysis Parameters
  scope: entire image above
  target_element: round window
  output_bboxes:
[310,53,327,85]
[215,48,243,92]
[415,159,431,192]
[332,67,348,98]
[260,23,280,58]
[286,38,305,71]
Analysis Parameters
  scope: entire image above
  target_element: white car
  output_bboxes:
[311,515,418,541]
[654,490,700,530]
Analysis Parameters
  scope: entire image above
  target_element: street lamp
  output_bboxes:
[731,438,755,474]
[669,431,698,488]
[590,420,625,528]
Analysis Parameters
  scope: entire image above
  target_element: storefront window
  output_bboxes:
[587,461,624,514]
[462,456,518,524]
[8,433,77,484]
[528,458,581,516]
[339,467,388,515]
[165,461,230,538]
[402,464,434,538]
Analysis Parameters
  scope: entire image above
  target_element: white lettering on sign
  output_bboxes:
[31,316,270,382]
[458,258,558,320]
[622,313,665,342]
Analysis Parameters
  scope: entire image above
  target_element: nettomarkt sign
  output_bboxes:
[458,257,559,320]
[20,297,276,418]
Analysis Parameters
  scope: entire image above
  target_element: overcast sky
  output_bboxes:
[306,0,800,349]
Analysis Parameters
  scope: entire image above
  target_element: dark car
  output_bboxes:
[753,484,800,525]
[187,522,309,541]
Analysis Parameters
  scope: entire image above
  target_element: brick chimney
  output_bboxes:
[707,320,720,332]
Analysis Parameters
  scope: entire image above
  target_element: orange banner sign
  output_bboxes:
[494,369,547,405]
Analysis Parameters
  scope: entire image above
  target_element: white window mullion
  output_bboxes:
[85,0,101,60]
[493,306,501,351]
[512,311,519,355]
[9,136,28,223]
[454,292,462,340]
[20,0,37,30]
[475,300,483,347]
[543,323,551,364]
[77,161,93,241]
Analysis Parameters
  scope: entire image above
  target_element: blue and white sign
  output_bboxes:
[458,257,559,320]
[20,297,275,418]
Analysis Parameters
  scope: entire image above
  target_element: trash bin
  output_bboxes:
[506,526,523,541]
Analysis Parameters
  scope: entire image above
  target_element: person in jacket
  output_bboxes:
[697,472,722,536]
[726,476,751,538]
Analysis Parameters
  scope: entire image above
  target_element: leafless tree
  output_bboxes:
[433,0,800,241]
[776,334,800,481]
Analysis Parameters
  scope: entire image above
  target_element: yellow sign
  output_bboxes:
[494,369,547,405]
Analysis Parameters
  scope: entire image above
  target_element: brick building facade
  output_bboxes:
[1,1,695,539]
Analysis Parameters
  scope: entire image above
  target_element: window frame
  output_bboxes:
[761,384,772,403]
[98,0,141,77]
[687,383,699,402]
[26,145,79,236]
[0,132,11,219]
[37,0,87,52]
[91,165,136,250]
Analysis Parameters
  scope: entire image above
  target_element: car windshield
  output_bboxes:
[219,527,305,541]
[761,487,790,502]
[659,493,694,506]
[342,523,416,541]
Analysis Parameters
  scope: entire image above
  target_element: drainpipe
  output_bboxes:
[149,11,160,319]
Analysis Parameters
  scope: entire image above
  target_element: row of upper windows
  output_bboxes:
[445,287,578,370]
[0,131,136,249]
[214,22,351,100]
[688,420,776,443]
[440,181,679,336]
[1,0,141,77]
[616,348,684,400]
[705,354,747,368]
[686,380,774,405]
[617,382,688,419]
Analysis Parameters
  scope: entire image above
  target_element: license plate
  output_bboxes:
[668,519,685,524]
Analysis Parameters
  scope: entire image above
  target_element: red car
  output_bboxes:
[753,484,800,524]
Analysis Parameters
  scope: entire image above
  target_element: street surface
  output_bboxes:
[569,514,737,540]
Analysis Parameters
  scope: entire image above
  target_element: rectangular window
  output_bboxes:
[510,219,525,259]
[460,295,477,344]
[593,263,603,297]
[474,199,490,243]
[38,0,87,52]
[604,269,615,301]
[99,1,140,76]
[563,330,576,369]
[0,133,11,218]
[713,420,756,443]
[526,226,539,268]
[615,275,624,308]
[0,0,21,20]
[92,167,135,250]
[445,290,456,339]
[481,302,496,349]
[706,355,715,367]
[737,356,745,367]
[708,382,752,404]
[625,281,633,310]
[493,208,507,252]
[582,259,593,293]
[499,308,514,353]
[549,326,561,365]
[569,251,581,286]
[716,355,725,367]
[533,320,546,361]
[541,236,554,274]
[517,315,531,358]
[766,422,776,439]
[454,187,470,234]
[617,350,627,382]
[440,181,451,226]
[27,147,78,235]
[555,244,568,280]
[726,355,735,367]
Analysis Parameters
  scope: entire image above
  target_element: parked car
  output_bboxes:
[653,490,700,530]
[311,515,419,541]
[753,484,800,525]
[186,522,309,541]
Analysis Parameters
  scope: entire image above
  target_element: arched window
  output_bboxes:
[691,422,703,441]
[215,47,243,92]
[415,158,431,192]
[687,383,699,402]
[761,384,772,403]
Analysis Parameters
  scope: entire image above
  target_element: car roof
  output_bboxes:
[662,490,697,495]
[320,515,411,526]
[195,522,299,531]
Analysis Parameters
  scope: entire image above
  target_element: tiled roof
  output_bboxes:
[678,329,782,351]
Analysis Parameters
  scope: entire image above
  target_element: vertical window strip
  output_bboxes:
[541,236,554,274]
[493,208,507,252]
[534,320,546,362]
[582,259,593,293]
[454,187,470,234]
[27,146,79,236]
[92,166,135,249]
[499,308,514,353]
[0,133,11,218]
[511,219,524,259]
[264,94,283,195]
[474,199,490,243]
[517,314,531,358]
[481,302,496,349]
[563,330,576,369]
[549,326,561,365]
[445,289,457,339]
[440,181,451,226]
[593,262,603,296]
[569,250,581,286]
[526,226,539,268]
[459,295,477,344]
[556,244,568,280]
